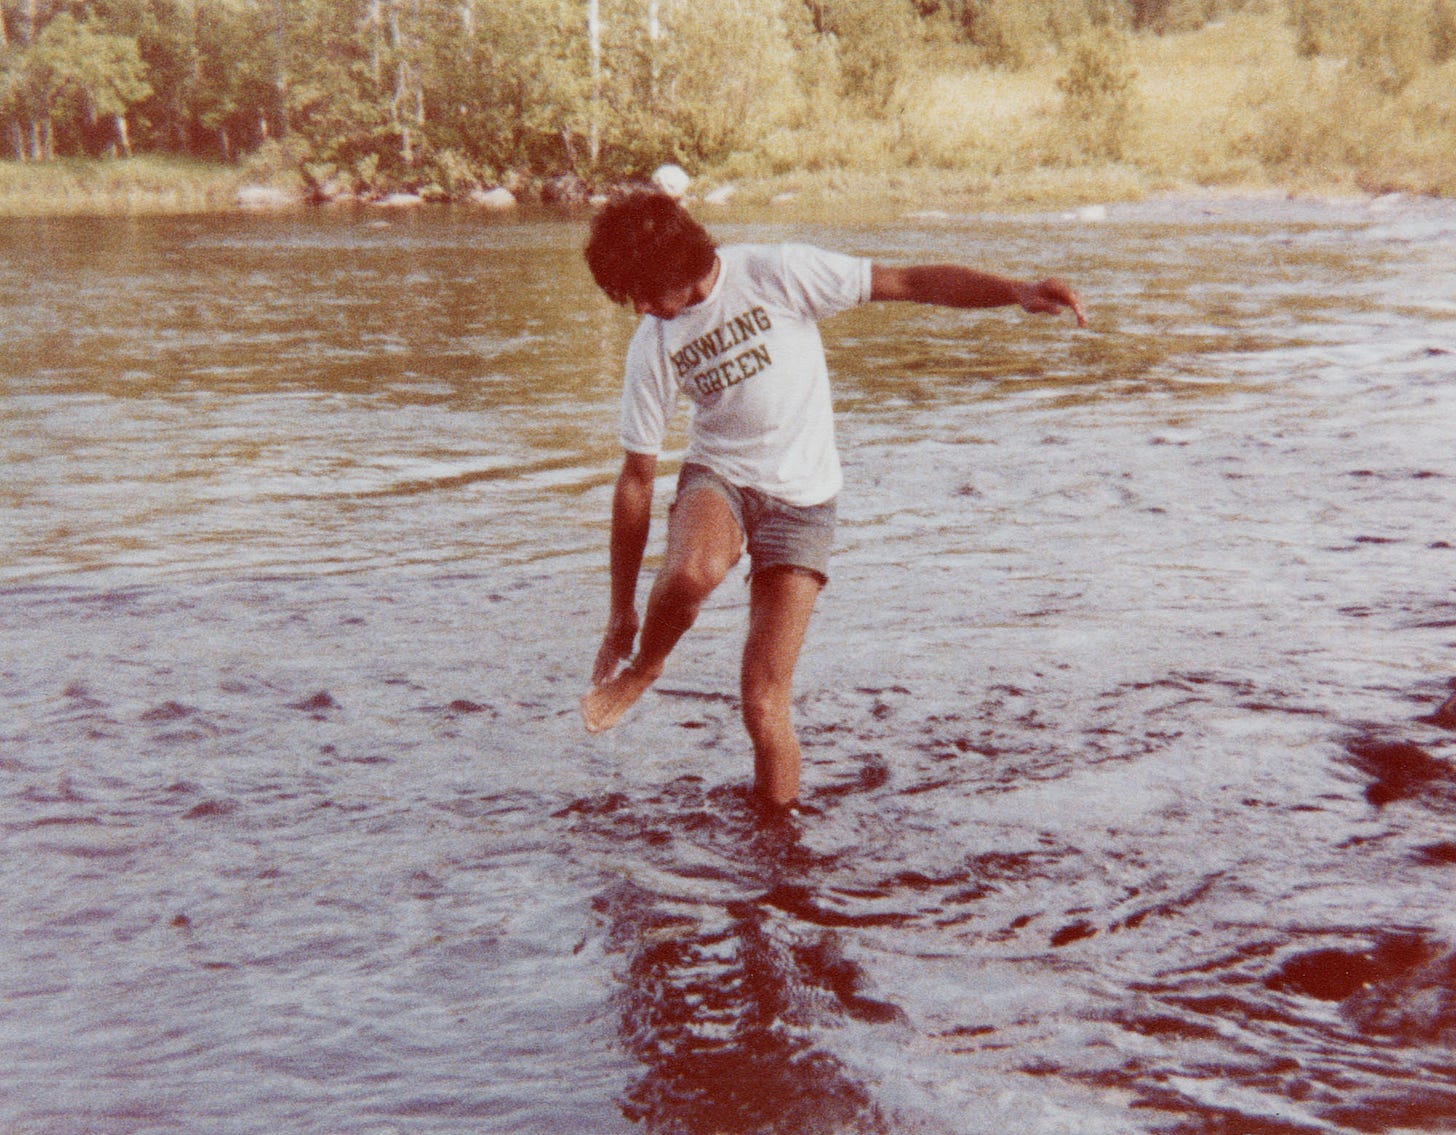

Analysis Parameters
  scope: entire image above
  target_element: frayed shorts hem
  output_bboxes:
[672,463,836,585]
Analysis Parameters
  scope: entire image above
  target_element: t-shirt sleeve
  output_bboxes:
[618,322,677,455]
[772,243,873,321]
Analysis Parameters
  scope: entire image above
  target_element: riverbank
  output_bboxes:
[0,155,1421,224]
[3,10,1451,220]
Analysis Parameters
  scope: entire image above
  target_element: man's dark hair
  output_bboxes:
[585,192,717,306]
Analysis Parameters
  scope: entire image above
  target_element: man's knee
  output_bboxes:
[660,549,736,603]
[663,487,742,593]
[740,675,792,738]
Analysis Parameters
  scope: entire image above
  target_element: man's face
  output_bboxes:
[632,280,699,321]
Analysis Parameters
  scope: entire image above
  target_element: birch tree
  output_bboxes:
[15,12,151,157]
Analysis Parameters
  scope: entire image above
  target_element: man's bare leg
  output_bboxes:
[581,489,742,733]
[740,565,823,808]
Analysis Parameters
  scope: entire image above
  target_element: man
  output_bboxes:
[580,192,1085,810]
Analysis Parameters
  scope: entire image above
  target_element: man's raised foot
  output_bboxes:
[580,664,658,733]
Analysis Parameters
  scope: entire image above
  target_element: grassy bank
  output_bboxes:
[0,156,246,217]
[2,11,1452,218]
[720,11,1456,209]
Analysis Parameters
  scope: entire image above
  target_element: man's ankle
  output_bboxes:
[624,655,664,682]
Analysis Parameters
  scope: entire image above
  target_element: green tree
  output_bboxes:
[0,48,22,157]
[594,0,802,171]
[14,12,151,157]
[84,0,188,148]
[273,0,396,185]
[185,0,276,159]
[420,0,586,181]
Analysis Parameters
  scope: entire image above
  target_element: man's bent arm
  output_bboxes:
[593,451,657,684]
[871,264,1086,327]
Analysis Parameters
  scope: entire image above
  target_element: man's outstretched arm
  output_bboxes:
[871,264,1087,328]
[592,451,657,685]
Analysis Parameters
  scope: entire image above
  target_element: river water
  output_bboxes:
[3,195,1455,1134]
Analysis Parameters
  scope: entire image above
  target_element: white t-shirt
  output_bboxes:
[619,243,872,507]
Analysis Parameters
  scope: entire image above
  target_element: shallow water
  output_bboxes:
[3,196,1456,1134]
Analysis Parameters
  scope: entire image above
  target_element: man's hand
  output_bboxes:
[1017,278,1087,327]
[592,609,639,686]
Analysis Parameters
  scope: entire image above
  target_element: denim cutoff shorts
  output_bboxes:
[673,463,837,584]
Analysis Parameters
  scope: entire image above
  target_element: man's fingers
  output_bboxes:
[1033,279,1087,327]
[591,610,639,685]
[1057,282,1087,327]
[591,634,634,686]
[591,643,621,686]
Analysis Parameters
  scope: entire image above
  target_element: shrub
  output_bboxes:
[1290,0,1455,85]
[1056,28,1141,160]
[956,0,1111,69]
[962,0,1053,69]
[801,0,922,112]
[1433,0,1456,62]
[430,149,483,196]
[1233,46,1456,194]
[1350,0,1436,93]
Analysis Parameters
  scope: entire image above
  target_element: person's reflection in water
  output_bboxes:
[575,788,897,1134]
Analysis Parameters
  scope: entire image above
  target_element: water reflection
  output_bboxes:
[1,211,643,581]
[561,782,898,1134]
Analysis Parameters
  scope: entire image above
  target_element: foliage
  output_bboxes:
[4,11,151,158]
[590,0,802,174]
[1056,27,1140,160]
[1288,0,1454,89]
[1236,46,1456,195]
[1128,0,1273,33]
[959,0,1053,69]
[806,0,921,109]
[0,0,1454,201]
[1434,0,1456,62]
[424,0,585,179]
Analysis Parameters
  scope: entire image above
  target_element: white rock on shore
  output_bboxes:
[236,184,298,209]
[472,186,518,209]
[652,163,690,198]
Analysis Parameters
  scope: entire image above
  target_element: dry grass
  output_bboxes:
[1129,13,1290,184]
[710,8,1456,209]
[0,157,245,216]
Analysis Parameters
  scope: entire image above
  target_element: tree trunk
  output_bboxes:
[587,0,601,164]
[366,0,384,84]
[272,0,289,137]
[649,0,661,98]
[115,115,132,159]
[388,2,413,166]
